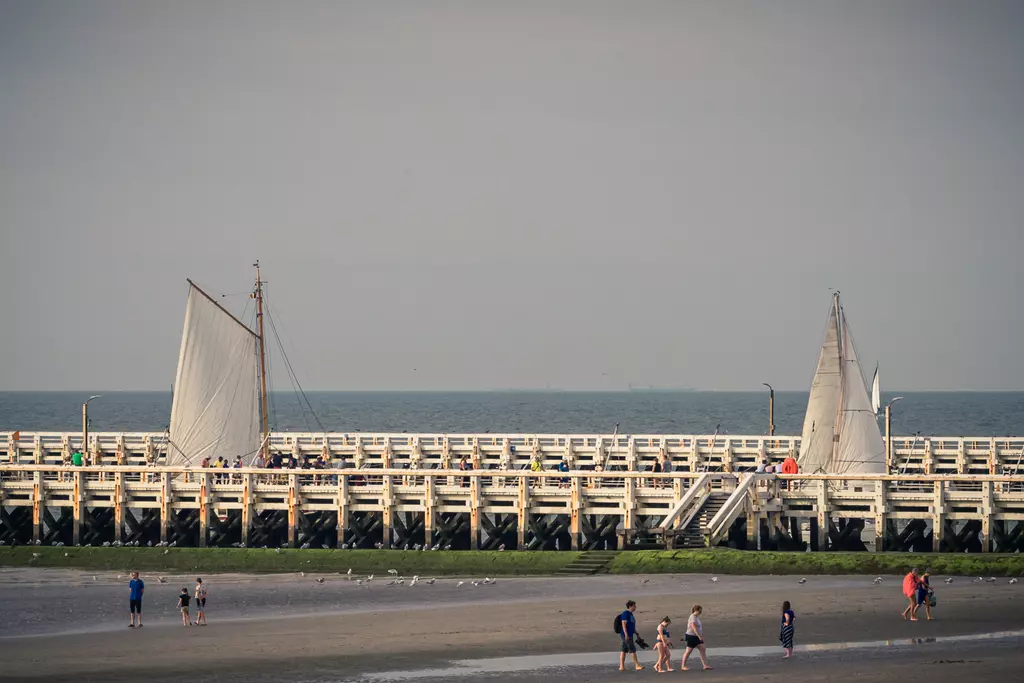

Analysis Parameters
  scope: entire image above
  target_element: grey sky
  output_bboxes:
[1,1,1022,392]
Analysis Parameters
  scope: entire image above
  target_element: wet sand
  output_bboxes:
[2,569,1022,682]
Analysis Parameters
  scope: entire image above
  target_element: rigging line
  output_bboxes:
[264,294,326,434]
[262,293,325,431]
[261,297,309,433]
[263,293,323,409]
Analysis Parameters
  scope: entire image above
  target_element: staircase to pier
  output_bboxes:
[676,492,732,548]
[557,550,618,575]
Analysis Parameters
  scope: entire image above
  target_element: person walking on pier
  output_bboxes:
[616,600,645,671]
[127,571,144,628]
[194,578,208,626]
[681,605,712,671]
[902,568,921,621]
[780,601,795,658]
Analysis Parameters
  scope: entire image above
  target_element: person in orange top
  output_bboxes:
[781,457,798,474]
[902,568,921,621]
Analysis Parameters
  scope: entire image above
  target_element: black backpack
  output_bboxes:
[613,614,623,634]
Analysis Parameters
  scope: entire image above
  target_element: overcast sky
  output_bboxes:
[1,1,1022,392]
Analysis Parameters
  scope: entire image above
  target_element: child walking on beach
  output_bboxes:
[780,601,795,658]
[177,587,192,626]
[194,578,208,626]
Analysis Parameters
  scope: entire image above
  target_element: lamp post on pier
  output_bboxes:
[762,383,775,438]
[885,397,904,473]
[82,395,102,464]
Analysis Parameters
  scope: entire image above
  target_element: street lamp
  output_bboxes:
[82,395,102,464]
[762,383,775,438]
[885,396,904,472]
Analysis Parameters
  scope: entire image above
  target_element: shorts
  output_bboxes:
[684,634,703,649]
[620,636,636,654]
[129,599,142,614]
[197,598,206,609]
[917,589,929,605]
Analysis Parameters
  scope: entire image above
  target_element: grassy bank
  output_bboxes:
[0,547,580,576]
[1,547,1022,577]
[606,549,1024,577]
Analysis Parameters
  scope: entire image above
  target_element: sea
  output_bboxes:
[0,391,1021,437]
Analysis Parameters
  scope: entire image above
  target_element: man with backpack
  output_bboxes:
[615,599,647,671]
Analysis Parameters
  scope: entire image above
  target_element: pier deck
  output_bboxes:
[4,431,1024,475]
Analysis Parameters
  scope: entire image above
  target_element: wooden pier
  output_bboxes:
[2,431,1023,554]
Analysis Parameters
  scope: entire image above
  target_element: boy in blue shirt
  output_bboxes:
[128,571,144,628]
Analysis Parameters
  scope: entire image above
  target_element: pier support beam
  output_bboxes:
[241,473,253,546]
[469,476,480,550]
[815,481,829,551]
[382,474,393,548]
[114,472,125,544]
[198,472,209,547]
[32,471,42,544]
[873,480,887,552]
[517,477,528,550]
[981,481,992,553]
[288,473,298,548]
[932,481,944,553]
[160,473,171,545]
[570,477,582,550]
[423,475,434,549]
[72,471,83,546]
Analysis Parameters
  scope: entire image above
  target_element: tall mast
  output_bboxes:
[832,291,844,466]
[254,261,271,460]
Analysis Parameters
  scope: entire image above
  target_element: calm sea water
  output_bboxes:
[0,391,1021,437]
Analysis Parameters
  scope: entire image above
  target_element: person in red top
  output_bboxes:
[902,568,921,621]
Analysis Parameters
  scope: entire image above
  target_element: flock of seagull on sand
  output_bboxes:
[344,567,499,587]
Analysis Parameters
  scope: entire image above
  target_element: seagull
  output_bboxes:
[498,544,506,551]
[388,569,399,576]
[944,578,954,584]
[640,578,650,584]
[873,577,883,585]
[367,574,374,581]
[386,579,396,586]
[472,581,481,587]
[456,581,465,588]
[1009,578,1018,584]
[412,575,420,581]
[973,577,983,584]
[158,577,168,584]
[425,578,436,585]
[31,552,41,558]
[275,548,282,554]
[164,549,170,555]
[300,571,305,577]
[483,577,492,584]
[409,578,418,586]
[986,577,997,583]
[347,568,353,579]
[316,577,325,584]
[322,544,330,550]
[356,579,364,586]
[710,577,719,583]
[797,578,807,585]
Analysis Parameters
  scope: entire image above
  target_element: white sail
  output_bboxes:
[835,312,886,474]
[870,364,881,415]
[167,282,261,467]
[797,298,843,474]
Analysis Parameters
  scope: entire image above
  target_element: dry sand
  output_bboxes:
[1,569,1022,683]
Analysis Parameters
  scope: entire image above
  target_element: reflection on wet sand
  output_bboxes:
[353,629,1024,681]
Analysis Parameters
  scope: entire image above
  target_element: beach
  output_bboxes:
[1,569,1022,682]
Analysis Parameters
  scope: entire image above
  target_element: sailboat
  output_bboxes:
[166,263,271,467]
[797,293,886,475]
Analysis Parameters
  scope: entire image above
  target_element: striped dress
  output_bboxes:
[780,610,795,649]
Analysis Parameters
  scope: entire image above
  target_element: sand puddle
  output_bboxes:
[347,629,1024,681]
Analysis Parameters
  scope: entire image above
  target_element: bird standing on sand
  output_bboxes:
[710,577,719,583]
[1009,578,1018,584]
[873,577,883,585]
[425,578,436,585]
[945,578,954,584]
[797,578,807,585]
[457,581,465,588]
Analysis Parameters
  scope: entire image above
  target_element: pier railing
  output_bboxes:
[1,464,1023,553]
[3,431,1024,475]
